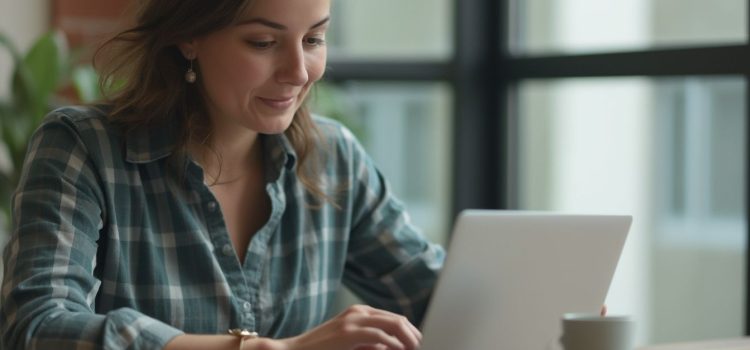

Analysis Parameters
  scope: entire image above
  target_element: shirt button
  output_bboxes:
[222,244,234,257]
[207,201,218,212]
[243,301,252,311]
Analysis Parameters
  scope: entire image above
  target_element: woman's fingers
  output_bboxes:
[350,327,405,350]
[353,314,420,349]
[282,304,422,350]
[353,305,422,342]
[337,305,421,350]
[355,345,389,350]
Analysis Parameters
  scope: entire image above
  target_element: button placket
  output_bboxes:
[192,173,256,330]
[238,299,254,327]
[222,244,234,257]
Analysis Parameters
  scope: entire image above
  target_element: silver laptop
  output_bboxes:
[420,210,631,350]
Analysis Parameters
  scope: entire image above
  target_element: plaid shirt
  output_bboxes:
[1,106,444,350]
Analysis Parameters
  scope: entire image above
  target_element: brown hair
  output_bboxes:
[96,0,329,204]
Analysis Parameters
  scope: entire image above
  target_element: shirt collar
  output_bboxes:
[124,123,298,174]
[263,133,298,177]
[125,121,177,164]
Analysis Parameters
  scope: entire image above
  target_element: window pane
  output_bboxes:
[516,77,746,346]
[328,0,453,60]
[311,82,453,245]
[512,0,746,55]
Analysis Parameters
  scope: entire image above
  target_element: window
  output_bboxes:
[508,0,749,345]
[514,0,747,54]
[517,77,746,343]
[327,0,453,59]
[320,1,750,345]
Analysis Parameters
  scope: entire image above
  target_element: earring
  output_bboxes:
[185,59,197,83]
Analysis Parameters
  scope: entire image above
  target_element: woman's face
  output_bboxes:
[183,0,330,135]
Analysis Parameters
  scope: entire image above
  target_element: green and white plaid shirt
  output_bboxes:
[1,106,444,350]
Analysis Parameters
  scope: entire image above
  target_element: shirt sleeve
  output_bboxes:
[1,114,183,350]
[336,125,446,326]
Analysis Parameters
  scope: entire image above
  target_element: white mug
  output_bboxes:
[560,313,635,350]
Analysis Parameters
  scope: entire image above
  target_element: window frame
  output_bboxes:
[324,0,750,335]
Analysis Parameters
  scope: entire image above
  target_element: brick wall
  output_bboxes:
[52,0,131,51]
[51,0,132,101]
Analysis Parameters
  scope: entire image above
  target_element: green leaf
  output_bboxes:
[0,98,30,176]
[21,31,69,123]
[24,31,67,98]
[9,54,41,127]
[0,98,9,128]
[0,32,23,64]
[0,101,13,177]
[1,108,31,157]
[0,30,72,233]
[1,32,37,124]
[73,65,101,103]
[0,135,13,177]
[0,170,13,231]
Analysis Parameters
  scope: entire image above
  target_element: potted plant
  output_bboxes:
[0,30,99,234]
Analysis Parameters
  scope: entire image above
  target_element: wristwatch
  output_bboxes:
[228,329,259,349]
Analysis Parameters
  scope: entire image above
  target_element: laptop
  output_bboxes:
[419,210,631,350]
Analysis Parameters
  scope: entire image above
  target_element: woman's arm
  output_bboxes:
[1,114,182,349]
[331,123,445,327]
[164,334,264,350]
[164,305,421,350]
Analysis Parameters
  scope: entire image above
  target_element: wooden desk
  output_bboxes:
[639,338,750,350]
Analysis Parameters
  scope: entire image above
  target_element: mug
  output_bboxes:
[560,313,635,350]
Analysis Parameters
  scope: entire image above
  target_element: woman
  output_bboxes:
[0,0,444,349]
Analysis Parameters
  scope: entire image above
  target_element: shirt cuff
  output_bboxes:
[123,316,185,350]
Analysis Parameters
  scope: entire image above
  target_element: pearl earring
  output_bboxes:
[185,59,197,83]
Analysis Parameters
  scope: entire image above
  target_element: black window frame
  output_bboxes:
[324,0,750,335]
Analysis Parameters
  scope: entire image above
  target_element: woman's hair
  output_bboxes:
[96,0,328,205]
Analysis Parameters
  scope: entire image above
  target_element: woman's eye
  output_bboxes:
[305,37,326,46]
[247,40,275,49]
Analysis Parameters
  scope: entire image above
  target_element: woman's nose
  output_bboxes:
[276,45,308,86]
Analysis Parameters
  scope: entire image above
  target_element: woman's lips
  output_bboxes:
[258,96,295,110]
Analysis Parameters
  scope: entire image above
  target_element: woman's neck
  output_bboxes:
[190,126,263,185]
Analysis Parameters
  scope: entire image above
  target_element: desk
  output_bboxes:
[639,338,750,350]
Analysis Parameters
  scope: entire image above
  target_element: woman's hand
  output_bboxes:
[165,305,420,350]
[273,304,422,350]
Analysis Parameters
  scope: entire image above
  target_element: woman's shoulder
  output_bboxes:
[48,104,108,118]
[308,115,372,169]
[311,114,360,147]
[34,105,123,151]
[42,105,116,132]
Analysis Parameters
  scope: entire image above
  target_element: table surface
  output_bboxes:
[638,338,750,350]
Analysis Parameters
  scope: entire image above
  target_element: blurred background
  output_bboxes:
[1,0,748,347]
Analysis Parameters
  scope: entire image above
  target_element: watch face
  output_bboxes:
[228,329,259,338]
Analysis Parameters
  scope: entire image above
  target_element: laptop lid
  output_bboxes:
[419,210,631,350]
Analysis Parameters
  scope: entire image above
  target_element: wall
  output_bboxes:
[0,0,50,98]
[0,0,132,98]
[52,0,130,50]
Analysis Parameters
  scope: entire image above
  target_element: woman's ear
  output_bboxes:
[178,41,197,60]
